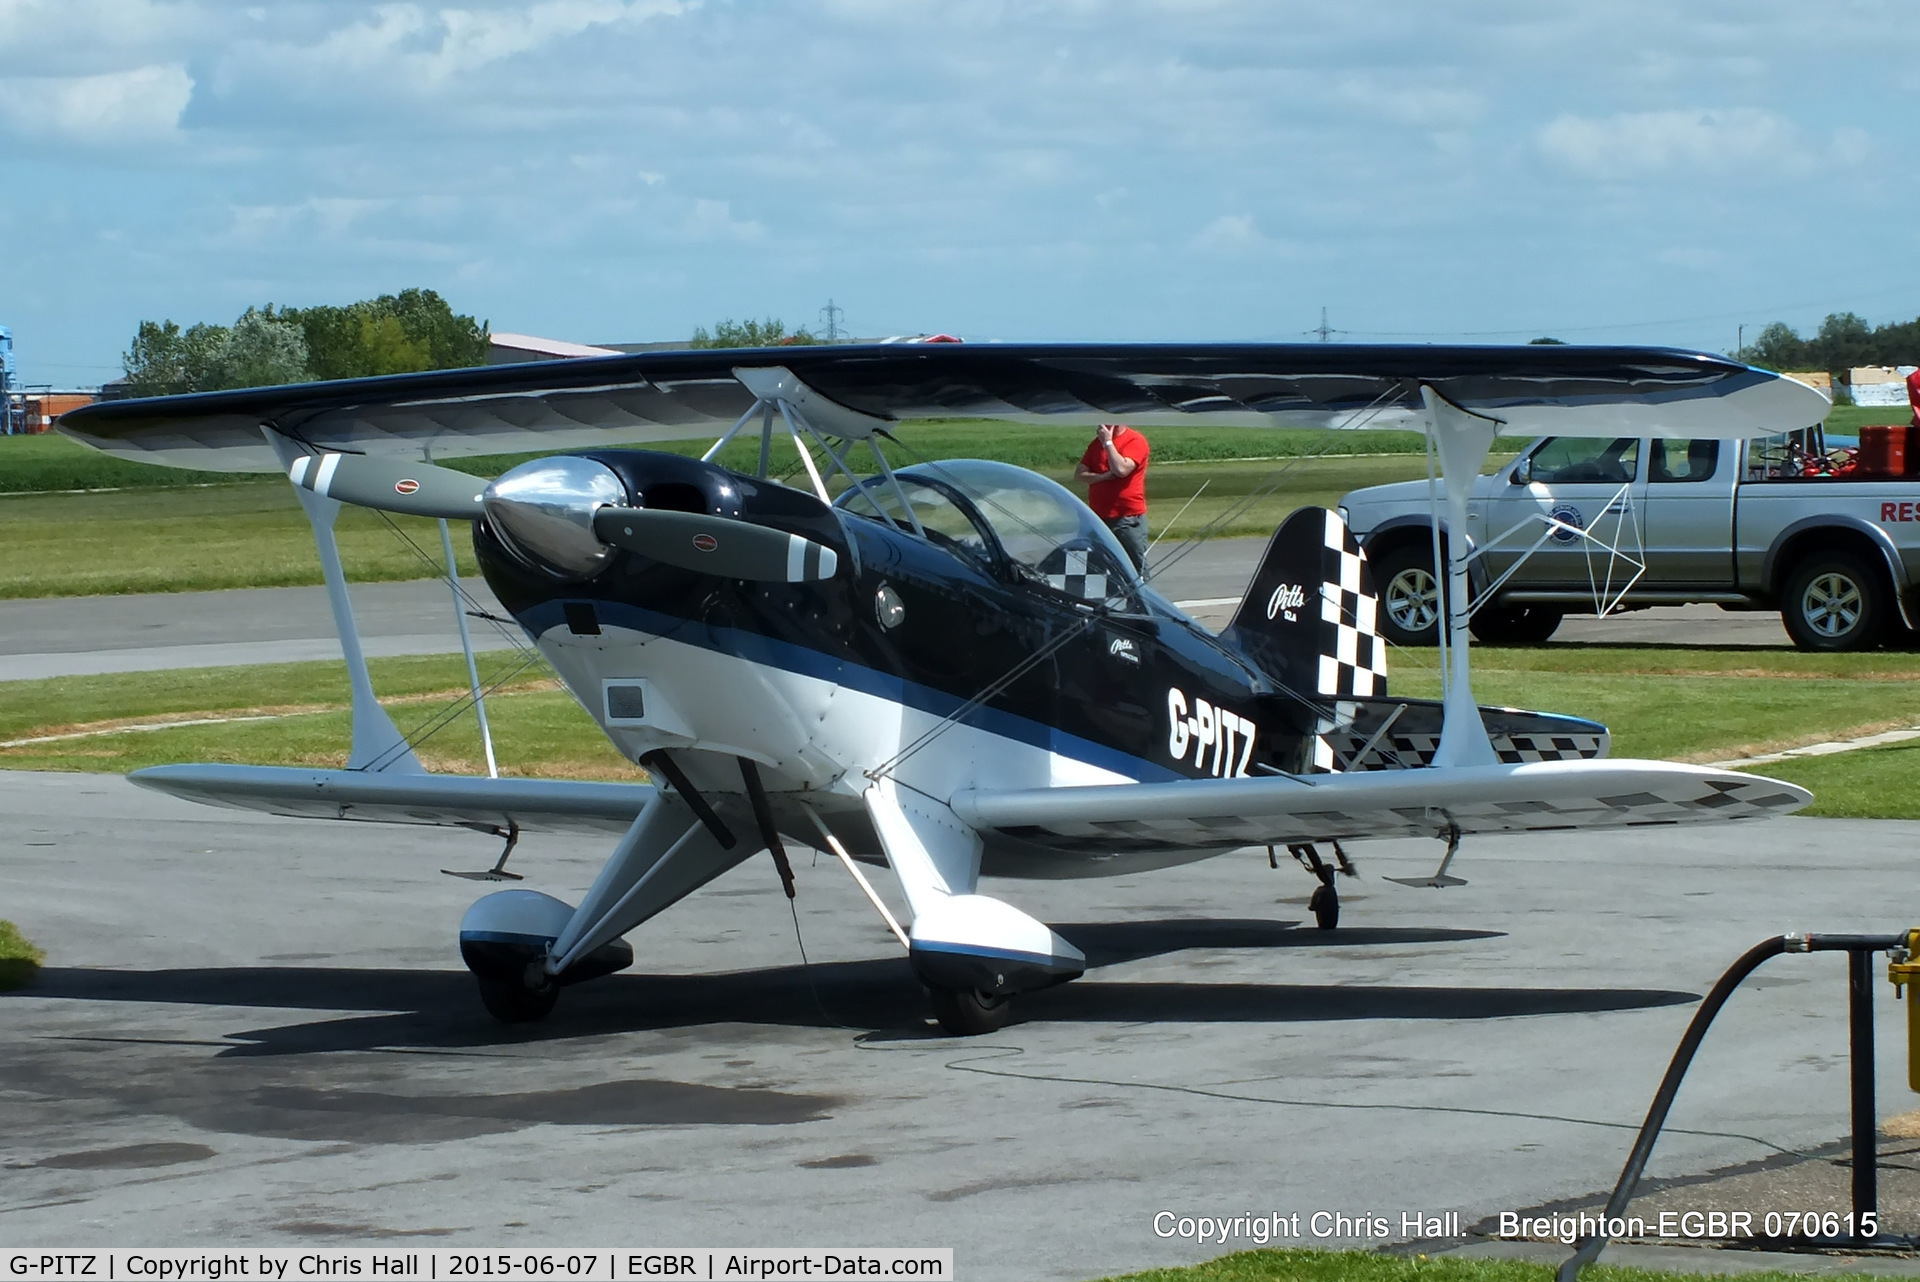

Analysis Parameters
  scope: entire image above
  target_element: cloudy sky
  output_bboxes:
[2,0,1916,385]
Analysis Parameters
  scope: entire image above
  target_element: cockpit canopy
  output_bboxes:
[836,459,1141,609]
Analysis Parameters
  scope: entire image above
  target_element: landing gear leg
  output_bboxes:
[1284,842,1355,931]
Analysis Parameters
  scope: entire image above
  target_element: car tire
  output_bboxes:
[1373,544,1446,647]
[1781,552,1889,652]
[1469,603,1563,646]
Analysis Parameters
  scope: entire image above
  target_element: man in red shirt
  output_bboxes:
[1907,366,1919,430]
[1075,422,1150,572]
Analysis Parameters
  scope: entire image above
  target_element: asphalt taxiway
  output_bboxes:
[3,770,1912,1278]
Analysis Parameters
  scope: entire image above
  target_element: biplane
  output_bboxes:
[58,344,1821,1032]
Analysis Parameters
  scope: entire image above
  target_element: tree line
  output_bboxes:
[120,289,489,396]
[1737,312,1920,374]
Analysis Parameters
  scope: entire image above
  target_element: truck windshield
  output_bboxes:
[1525,437,1639,484]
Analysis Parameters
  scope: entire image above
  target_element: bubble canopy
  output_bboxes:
[837,458,1140,586]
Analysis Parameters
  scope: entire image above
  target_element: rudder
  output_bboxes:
[1220,506,1387,698]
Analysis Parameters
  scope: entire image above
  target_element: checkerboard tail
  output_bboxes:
[1219,506,1387,702]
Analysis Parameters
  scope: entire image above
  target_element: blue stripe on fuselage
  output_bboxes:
[517,596,1185,784]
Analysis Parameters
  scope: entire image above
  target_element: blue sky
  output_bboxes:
[2,0,1917,386]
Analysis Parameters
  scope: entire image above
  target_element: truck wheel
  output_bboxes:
[1781,553,1888,652]
[1469,603,1563,646]
[1374,545,1444,646]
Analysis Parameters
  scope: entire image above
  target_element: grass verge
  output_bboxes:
[0,653,636,779]
[0,450,1447,600]
[1096,1248,1868,1282]
[4,644,1920,816]
[0,920,44,990]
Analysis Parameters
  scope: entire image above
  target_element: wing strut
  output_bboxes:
[1420,386,1500,770]
[263,428,422,774]
[437,516,497,778]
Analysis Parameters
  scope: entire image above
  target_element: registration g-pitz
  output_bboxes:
[59,344,1821,1033]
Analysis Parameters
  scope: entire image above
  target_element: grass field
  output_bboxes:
[3,642,1916,816]
[1097,1248,1871,1282]
[0,920,43,991]
[1,399,1877,599]
[0,447,1450,599]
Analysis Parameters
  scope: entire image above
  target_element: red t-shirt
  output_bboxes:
[1079,426,1150,518]
[1908,368,1920,427]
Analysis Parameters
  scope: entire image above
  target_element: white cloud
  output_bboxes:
[0,64,194,143]
[290,0,689,85]
[1537,107,1804,178]
[683,198,763,241]
[1195,214,1265,253]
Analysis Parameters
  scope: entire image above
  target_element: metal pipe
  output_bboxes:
[1559,931,1908,1281]
[1852,947,1877,1231]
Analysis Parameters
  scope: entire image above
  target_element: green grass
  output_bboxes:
[0,920,44,991]
[1387,644,1920,816]
[1097,1248,1872,1282]
[0,444,1447,599]
[1733,739,1920,820]
[5,644,1920,818]
[0,653,634,779]
[0,432,235,493]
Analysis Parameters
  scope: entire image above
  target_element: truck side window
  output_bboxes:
[1524,437,1640,484]
[1648,439,1719,483]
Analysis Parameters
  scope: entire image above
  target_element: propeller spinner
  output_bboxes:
[286,451,838,583]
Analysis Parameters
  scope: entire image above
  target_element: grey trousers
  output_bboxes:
[1105,514,1149,572]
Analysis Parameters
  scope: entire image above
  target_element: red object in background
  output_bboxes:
[1908,368,1920,427]
[1858,423,1909,477]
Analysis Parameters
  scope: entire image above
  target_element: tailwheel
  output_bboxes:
[476,968,559,1024]
[1308,881,1339,931]
[928,985,1015,1036]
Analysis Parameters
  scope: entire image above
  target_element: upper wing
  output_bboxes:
[130,763,652,835]
[60,343,1827,473]
[949,758,1809,856]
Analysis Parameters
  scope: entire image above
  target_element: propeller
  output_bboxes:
[287,450,839,583]
[593,507,839,583]
[287,452,487,520]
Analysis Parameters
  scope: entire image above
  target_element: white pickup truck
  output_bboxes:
[1337,425,1920,652]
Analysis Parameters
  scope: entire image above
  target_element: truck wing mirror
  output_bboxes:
[1512,456,1532,485]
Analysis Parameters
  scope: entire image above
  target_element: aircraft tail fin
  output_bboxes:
[1219,505,1388,701]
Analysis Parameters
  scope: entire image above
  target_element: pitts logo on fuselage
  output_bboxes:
[1266,582,1307,622]
[1167,687,1256,778]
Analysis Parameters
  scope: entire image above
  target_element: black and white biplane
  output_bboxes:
[59,344,1821,1032]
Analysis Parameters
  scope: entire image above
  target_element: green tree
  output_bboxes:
[1739,321,1809,371]
[219,308,310,388]
[1812,311,1874,373]
[689,317,818,348]
[121,289,490,394]
[1528,336,1566,345]
[287,289,488,380]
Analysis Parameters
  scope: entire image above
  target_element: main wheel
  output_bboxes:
[1308,882,1339,930]
[928,986,1014,1036]
[476,973,558,1023]
[1374,544,1445,646]
[1781,553,1889,652]
[1469,602,1563,645]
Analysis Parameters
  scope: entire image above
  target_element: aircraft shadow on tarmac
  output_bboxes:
[6,918,1697,1057]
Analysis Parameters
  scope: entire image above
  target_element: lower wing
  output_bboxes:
[950,759,1808,855]
[130,763,652,835]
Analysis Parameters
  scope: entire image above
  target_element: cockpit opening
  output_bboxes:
[836,459,1142,609]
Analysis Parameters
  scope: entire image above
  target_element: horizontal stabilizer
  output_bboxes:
[129,763,652,835]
